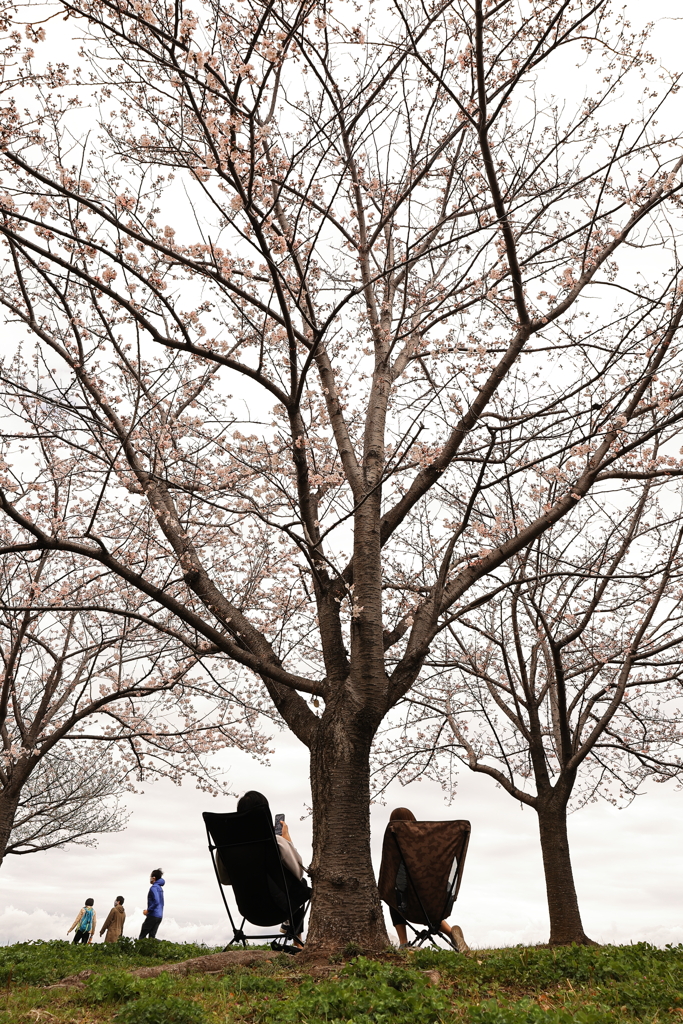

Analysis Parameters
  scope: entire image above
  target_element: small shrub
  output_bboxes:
[116,994,206,1024]
[86,970,141,1003]
[134,938,168,959]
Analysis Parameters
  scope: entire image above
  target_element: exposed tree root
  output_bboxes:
[47,949,278,988]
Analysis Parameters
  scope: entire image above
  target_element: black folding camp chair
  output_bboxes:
[378,818,471,950]
[203,807,311,952]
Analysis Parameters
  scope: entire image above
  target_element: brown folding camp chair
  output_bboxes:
[378,818,471,949]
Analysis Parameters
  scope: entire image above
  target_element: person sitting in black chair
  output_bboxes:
[236,791,307,945]
[203,790,311,951]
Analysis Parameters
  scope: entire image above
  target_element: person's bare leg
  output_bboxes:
[441,920,469,952]
[395,923,408,946]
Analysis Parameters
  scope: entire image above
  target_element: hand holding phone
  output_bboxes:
[274,813,285,836]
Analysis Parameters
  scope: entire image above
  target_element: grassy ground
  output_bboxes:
[0,939,682,1023]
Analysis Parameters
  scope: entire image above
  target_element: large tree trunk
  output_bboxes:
[536,799,594,945]
[305,709,388,953]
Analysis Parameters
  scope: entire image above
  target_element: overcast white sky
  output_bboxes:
[1,0,683,950]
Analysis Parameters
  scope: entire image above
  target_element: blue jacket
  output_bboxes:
[147,877,165,918]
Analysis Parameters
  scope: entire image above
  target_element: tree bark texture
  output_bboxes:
[0,790,20,868]
[536,800,594,946]
[306,707,389,952]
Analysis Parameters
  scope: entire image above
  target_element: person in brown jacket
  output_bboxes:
[99,896,126,943]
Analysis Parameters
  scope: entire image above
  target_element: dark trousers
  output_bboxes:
[139,915,162,939]
[72,929,90,944]
[284,902,307,937]
[280,879,311,938]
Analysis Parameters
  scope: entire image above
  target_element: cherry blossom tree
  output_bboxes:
[6,751,129,856]
[0,547,269,865]
[375,479,683,944]
[1,0,683,947]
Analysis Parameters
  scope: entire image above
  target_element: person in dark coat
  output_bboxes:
[139,869,165,939]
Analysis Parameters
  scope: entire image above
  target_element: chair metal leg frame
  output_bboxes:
[225,916,248,950]
[406,928,458,951]
[205,833,245,949]
[223,919,309,954]
[399,874,444,952]
[404,919,455,951]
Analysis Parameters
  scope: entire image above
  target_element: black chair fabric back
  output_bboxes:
[203,807,309,928]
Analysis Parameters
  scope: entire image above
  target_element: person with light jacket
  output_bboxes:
[67,898,96,944]
[139,869,165,939]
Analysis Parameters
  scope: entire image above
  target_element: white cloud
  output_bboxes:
[0,907,71,946]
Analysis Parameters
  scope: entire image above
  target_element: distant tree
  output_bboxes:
[1,0,683,947]
[376,482,683,944]
[0,548,268,865]
[6,750,129,856]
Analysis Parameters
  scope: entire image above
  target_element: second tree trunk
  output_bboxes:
[537,799,594,945]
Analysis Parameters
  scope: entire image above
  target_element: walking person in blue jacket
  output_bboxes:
[139,868,165,939]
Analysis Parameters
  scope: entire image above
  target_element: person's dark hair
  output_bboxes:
[390,807,416,822]
[237,790,270,814]
[151,869,163,881]
[116,896,125,905]
[85,898,94,906]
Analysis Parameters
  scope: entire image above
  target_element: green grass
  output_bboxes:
[0,940,682,1022]
[0,936,222,986]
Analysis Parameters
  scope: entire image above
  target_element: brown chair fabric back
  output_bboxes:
[378,819,471,927]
